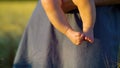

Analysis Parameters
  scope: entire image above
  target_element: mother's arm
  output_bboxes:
[62,0,120,12]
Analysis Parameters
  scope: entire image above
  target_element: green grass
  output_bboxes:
[0,1,37,68]
[0,1,37,37]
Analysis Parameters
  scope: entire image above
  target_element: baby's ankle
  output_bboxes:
[65,28,74,36]
[83,28,93,33]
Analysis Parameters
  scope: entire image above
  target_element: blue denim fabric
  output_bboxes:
[13,1,120,68]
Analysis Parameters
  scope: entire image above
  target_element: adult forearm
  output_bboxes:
[62,0,120,12]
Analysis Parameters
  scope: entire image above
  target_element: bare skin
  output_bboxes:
[62,0,120,12]
[41,0,120,45]
[41,0,84,45]
[61,0,120,44]
[72,0,96,43]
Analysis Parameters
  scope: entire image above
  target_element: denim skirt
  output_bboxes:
[13,1,120,68]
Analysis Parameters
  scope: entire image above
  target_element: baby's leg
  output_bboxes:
[41,0,84,45]
[41,0,70,34]
[72,0,96,43]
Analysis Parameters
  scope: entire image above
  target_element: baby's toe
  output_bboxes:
[85,37,94,43]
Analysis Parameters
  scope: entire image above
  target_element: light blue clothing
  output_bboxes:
[13,1,120,68]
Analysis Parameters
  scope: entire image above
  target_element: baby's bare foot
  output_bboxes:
[84,29,94,43]
[65,29,85,45]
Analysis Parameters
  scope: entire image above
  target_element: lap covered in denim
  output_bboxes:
[13,1,120,68]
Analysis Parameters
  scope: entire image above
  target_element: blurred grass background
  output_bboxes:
[0,0,120,68]
[0,1,37,68]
